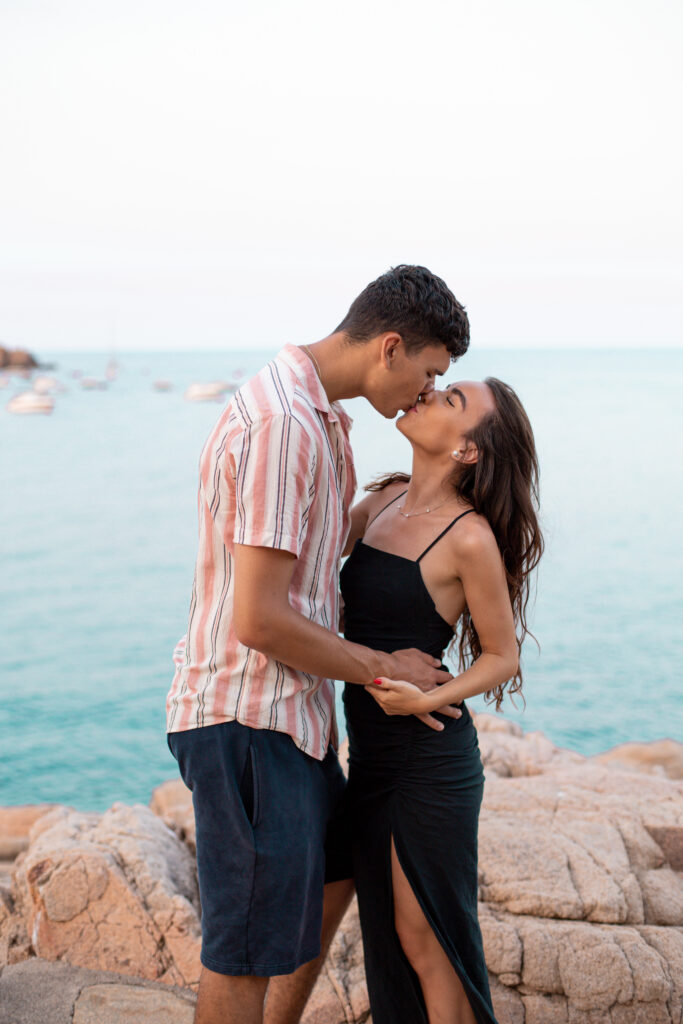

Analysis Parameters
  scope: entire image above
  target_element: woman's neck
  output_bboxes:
[401,457,459,515]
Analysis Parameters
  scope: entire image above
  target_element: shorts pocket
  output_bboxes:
[239,745,260,828]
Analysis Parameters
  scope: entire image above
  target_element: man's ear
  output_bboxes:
[380,332,403,368]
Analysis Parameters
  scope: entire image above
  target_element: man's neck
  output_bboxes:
[300,333,370,405]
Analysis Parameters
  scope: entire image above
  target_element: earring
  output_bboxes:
[451,450,459,458]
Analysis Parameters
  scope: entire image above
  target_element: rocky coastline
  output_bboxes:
[1,715,682,1024]
[0,346,39,371]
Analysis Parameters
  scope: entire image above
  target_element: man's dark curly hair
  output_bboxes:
[335,265,470,360]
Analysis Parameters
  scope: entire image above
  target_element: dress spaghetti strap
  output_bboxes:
[416,509,475,562]
[366,489,408,529]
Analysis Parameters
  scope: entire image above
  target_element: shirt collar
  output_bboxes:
[277,344,352,429]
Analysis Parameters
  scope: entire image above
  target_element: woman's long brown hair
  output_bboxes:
[366,377,544,710]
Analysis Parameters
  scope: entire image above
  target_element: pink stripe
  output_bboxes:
[165,345,355,759]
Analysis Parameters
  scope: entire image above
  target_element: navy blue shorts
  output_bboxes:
[167,720,352,977]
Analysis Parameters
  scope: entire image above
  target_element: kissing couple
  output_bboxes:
[166,264,543,1024]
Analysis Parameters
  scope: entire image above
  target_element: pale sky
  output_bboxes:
[1,0,681,352]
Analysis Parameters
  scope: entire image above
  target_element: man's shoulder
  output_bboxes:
[230,355,293,420]
[231,356,319,431]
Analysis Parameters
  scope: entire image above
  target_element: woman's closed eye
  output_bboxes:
[445,385,466,410]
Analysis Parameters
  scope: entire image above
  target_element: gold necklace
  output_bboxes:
[397,494,456,518]
[302,345,323,383]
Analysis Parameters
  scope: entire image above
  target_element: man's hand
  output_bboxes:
[366,676,462,732]
[386,648,453,691]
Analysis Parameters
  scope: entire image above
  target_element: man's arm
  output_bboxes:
[233,544,450,690]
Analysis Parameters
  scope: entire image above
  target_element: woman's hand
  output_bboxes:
[365,677,462,731]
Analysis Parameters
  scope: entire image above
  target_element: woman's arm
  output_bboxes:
[366,519,520,715]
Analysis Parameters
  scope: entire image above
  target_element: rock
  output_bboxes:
[479,767,683,926]
[639,869,683,926]
[489,974,525,1022]
[0,804,58,859]
[149,779,195,853]
[8,803,201,987]
[0,958,196,1024]
[479,816,586,919]
[302,897,370,1024]
[6,718,683,1023]
[521,993,569,1023]
[0,346,38,369]
[472,711,524,736]
[645,826,683,871]
[72,982,195,1023]
[0,869,32,967]
[482,911,683,1022]
[473,714,584,778]
[637,927,683,1023]
[479,904,523,977]
[591,740,683,781]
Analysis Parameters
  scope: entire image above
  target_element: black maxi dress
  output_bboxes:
[340,501,498,1024]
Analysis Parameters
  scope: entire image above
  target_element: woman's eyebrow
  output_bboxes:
[447,385,467,409]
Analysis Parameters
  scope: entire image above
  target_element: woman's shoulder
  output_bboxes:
[345,478,409,554]
[360,477,409,512]
[369,478,409,501]
[445,508,498,562]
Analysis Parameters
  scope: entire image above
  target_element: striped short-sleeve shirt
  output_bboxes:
[165,344,356,760]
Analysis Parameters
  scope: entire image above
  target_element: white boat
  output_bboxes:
[80,378,107,390]
[7,391,55,415]
[184,381,234,402]
[32,375,60,395]
[153,379,173,392]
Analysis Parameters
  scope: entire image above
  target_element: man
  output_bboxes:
[166,265,470,1024]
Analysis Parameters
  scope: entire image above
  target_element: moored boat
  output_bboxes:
[7,391,55,415]
[184,381,234,402]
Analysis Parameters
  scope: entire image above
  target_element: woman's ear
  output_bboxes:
[452,443,479,465]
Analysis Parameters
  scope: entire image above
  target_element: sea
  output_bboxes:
[1,348,682,811]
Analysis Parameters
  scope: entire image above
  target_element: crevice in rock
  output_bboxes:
[561,849,585,919]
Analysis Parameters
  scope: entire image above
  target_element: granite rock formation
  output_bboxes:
[1,803,201,989]
[0,346,38,369]
[2,716,682,1023]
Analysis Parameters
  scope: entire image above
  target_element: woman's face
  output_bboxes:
[396,380,496,456]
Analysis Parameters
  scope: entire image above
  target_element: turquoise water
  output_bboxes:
[1,348,682,811]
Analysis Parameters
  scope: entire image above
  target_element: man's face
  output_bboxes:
[371,341,452,418]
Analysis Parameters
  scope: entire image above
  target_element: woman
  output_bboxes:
[340,378,543,1024]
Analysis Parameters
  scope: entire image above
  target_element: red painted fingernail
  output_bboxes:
[373,678,383,685]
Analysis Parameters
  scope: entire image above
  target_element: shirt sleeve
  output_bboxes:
[229,413,316,557]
